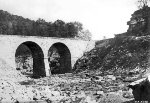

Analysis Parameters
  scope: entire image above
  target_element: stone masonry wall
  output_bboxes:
[0,35,95,76]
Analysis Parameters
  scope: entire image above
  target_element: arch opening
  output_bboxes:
[15,41,46,78]
[48,43,71,74]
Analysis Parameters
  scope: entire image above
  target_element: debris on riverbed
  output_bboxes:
[0,57,134,102]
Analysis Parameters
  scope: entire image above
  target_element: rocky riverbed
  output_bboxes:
[0,60,134,103]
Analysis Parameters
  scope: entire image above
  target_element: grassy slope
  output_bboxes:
[73,36,150,77]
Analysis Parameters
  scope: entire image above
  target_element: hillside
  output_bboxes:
[74,36,149,78]
[0,10,91,40]
[73,6,150,80]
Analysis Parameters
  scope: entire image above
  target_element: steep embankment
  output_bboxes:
[73,36,150,78]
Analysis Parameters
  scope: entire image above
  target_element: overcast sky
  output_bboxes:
[0,0,138,40]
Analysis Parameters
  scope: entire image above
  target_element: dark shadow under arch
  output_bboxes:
[48,42,71,74]
[15,41,46,78]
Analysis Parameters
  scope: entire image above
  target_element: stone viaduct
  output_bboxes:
[0,35,95,77]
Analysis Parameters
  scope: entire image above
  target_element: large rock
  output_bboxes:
[128,76,150,101]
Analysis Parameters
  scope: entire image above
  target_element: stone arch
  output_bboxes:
[15,41,46,78]
[48,42,71,74]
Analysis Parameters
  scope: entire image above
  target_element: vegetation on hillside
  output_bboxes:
[74,36,149,76]
[0,10,91,40]
[74,4,150,78]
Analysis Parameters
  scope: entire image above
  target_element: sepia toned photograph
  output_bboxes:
[0,0,150,102]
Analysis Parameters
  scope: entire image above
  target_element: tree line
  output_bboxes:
[0,10,91,40]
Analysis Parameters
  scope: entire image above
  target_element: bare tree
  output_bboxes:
[137,0,150,9]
